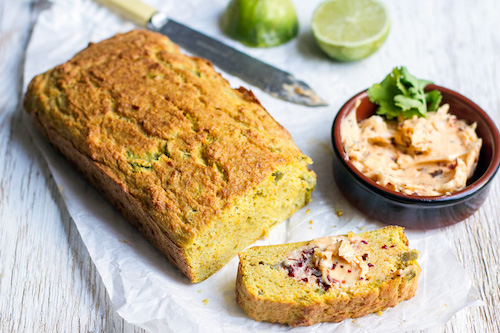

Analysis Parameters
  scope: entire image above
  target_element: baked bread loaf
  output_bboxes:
[24,30,316,283]
[236,226,420,326]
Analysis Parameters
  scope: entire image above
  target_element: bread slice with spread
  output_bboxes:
[236,226,420,326]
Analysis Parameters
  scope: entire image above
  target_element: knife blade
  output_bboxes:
[98,0,328,107]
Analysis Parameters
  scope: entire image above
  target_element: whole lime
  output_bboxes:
[312,0,390,61]
[221,0,299,48]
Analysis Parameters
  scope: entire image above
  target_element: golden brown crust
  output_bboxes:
[24,30,316,282]
[235,227,420,326]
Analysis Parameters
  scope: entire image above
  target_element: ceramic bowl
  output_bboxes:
[331,85,500,229]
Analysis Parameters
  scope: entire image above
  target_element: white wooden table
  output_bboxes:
[1,0,499,332]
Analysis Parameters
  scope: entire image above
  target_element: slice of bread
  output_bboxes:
[236,226,420,326]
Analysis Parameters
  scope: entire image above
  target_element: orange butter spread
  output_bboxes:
[282,236,369,290]
[341,101,482,196]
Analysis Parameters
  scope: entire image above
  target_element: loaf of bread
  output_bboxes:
[236,226,420,326]
[24,30,316,283]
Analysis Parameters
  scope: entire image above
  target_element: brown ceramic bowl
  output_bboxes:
[332,85,500,229]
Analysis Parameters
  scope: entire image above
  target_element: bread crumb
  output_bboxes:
[261,228,269,239]
[333,225,337,228]
[306,209,310,214]
[336,208,343,217]
[377,311,383,316]
[321,142,334,155]
[307,138,333,155]
[309,227,312,230]
[197,289,202,293]
[202,299,208,305]
[309,220,313,224]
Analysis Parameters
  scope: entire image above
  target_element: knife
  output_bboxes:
[97,0,328,107]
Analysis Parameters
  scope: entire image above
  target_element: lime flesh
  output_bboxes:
[312,0,390,61]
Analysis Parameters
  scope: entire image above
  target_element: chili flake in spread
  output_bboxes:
[341,101,482,196]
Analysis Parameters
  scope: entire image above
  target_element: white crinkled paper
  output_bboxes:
[23,0,482,332]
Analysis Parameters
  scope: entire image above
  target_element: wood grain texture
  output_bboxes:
[0,0,499,332]
[0,0,144,332]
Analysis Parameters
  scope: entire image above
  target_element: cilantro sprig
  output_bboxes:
[367,66,442,119]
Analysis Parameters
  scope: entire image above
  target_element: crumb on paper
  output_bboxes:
[202,299,208,305]
[360,226,366,231]
[320,142,334,155]
[197,289,202,293]
[309,227,312,230]
[377,311,383,316]
[306,209,310,214]
[336,208,343,217]
[260,228,269,239]
[307,138,333,154]
[333,225,337,228]
[309,220,313,224]
[119,240,129,244]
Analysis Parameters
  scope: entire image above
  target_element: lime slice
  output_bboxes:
[221,0,299,48]
[312,0,390,61]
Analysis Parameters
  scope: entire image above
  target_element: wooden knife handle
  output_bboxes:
[97,0,157,26]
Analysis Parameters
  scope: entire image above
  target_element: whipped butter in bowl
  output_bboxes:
[341,101,482,196]
[331,67,500,229]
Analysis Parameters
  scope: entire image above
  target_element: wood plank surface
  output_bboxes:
[0,0,499,332]
[0,1,143,332]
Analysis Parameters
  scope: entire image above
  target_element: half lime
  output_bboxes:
[312,0,390,61]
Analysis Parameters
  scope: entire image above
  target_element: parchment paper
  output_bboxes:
[23,0,482,332]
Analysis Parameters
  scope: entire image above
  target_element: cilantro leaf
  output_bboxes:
[394,95,426,115]
[367,66,442,119]
[426,90,443,111]
[367,68,403,119]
